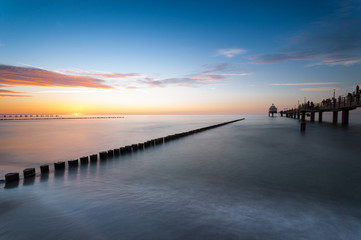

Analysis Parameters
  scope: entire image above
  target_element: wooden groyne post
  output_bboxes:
[1,118,245,185]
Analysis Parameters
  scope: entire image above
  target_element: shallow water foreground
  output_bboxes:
[1,115,361,240]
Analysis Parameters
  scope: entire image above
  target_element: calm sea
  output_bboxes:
[1,114,361,239]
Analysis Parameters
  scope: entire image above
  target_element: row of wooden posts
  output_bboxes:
[3,118,244,183]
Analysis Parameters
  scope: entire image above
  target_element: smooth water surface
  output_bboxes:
[0,115,234,175]
[1,114,361,240]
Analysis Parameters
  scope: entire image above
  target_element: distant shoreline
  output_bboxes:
[0,116,124,121]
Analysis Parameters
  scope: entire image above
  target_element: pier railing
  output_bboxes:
[280,85,360,125]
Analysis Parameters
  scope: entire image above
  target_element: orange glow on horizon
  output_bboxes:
[0,83,274,115]
[0,97,267,115]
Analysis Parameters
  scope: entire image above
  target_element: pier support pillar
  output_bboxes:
[318,111,323,123]
[297,112,300,119]
[333,111,338,124]
[280,112,283,117]
[342,109,349,125]
[301,112,305,121]
[310,112,315,122]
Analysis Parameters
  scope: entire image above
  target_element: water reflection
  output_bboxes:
[0,115,246,175]
[66,166,79,183]
[23,177,35,186]
[54,169,65,178]
[0,115,360,239]
[40,173,49,182]
[5,181,19,189]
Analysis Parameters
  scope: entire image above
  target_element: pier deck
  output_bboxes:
[279,86,361,125]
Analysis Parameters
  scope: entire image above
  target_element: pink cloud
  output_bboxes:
[301,87,340,91]
[270,82,338,86]
[216,48,246,58]
[0,94,31,98]
[0,65,113,89]
[59,69,144,79]
[0,88,31,98]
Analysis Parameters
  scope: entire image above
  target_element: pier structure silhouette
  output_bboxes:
[280,85,361,125]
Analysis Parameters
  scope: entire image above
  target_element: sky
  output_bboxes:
[0,0,360,115]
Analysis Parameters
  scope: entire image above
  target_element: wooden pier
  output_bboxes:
[280,86,361,125]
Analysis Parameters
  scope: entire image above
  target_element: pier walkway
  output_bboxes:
[280,85,361,125]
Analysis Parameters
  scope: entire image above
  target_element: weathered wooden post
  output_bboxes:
[132,144,138,151]
[40,164,49,173]
[54,161,65,170]
[5,173,20,182]
[90,154,98,162]
[301,112,306,121]
[114,148,120,156]
[68,159,79,167]
[342,109,349,125]
[23,168,36,178]
[318,111,323,123]
[125,145,132,153]
[107,149,114,157]
[310,112,315,122]
[120,147,126,154]
[99,151,108,160]
[80,156,89,164]
[333,111,338,124]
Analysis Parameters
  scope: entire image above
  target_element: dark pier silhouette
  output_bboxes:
[280,85,361,125]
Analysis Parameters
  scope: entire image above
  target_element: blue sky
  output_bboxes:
[0,0,360,114]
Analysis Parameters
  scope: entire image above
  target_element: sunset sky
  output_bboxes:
[1,0,361,115]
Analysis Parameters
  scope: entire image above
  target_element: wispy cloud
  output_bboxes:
[0,65,113,89]
[58,69,145,79]
[130,63,253,89]
[36,90,106,94]
[135,75,227,89]
[301,87,340,91]
[270,82,338,86]
[201,63,254,75]
[0,89,31,98]
[0,63,252,93]
[306,55,361,67]
[202,63,231,73]
[249,1,361,66]
[0,89,26,94]
[216,48,246,58]
[250,54,310,64]
[0,94,31,98]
